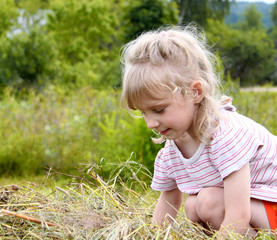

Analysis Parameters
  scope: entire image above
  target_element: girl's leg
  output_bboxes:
[184,188,226,229]
[195,187,225,230]
[184,194,202,223]
[194,187,271,233]
[250,198,271,230]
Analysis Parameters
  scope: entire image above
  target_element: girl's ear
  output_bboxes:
[190,80,204,104]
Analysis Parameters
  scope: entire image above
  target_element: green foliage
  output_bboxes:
[239,4,262,30]
[0,0,122,90]
[271,1,277,27]
[0,86,162,178]
[47,0,117,63]
[46,0,122,88]
[123,0,179,42]
[0,0,276,90]
[98,112,162,179]
[0,0,19,37]
[0,28,58,90]
[207,19,277,86]
[15,0,50,13]
[234,91,277,135]
[226,2,273,28]
[175,0,231,27]
[0,86,276,181]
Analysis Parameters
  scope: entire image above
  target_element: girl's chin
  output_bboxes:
[167,132,188,141]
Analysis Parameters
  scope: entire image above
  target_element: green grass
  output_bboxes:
[0,85,161,179]
[234,91,277,135]
[0,175,71,193]
[0,176,46,186]
[0,85,276,179]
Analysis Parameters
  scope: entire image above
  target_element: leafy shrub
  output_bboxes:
[0,28,58,90]
[46,0,122,89]
[97,110,162,180]
[0,0,18,37]
[207,19,277,86]
[122,0,179,42]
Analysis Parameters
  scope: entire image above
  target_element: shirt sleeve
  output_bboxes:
[211,127,264,179]
[151,148,178,191]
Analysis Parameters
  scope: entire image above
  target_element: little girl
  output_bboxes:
[120,26,277,237]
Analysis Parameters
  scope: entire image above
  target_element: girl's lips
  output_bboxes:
[160,128,170,135]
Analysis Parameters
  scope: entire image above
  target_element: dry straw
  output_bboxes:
[0,160,275,239]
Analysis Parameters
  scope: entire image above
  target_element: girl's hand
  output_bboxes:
[152,188,183,225]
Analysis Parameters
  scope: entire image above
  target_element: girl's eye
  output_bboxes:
[155,108,165,113]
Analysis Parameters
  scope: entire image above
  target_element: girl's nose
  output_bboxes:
[145,116,159,129]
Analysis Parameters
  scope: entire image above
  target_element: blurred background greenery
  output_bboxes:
[0,0,277,183]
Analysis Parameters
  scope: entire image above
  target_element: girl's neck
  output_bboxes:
[174,134,201,159]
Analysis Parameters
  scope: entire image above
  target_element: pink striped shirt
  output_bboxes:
[151,104,277,202]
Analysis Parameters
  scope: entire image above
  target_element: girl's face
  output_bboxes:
[139,91,199,141]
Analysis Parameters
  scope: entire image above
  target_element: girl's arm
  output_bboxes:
[152,188,183,225]
[221,163,252,235]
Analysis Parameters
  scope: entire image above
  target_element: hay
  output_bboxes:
[0,161,275,239]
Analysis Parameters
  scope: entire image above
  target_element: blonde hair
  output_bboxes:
[121,25,227,143]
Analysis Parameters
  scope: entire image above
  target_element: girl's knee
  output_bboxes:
[196,188,225,224]
[184,195,201,222]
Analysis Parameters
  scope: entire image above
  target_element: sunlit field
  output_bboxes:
[0,86,276,239]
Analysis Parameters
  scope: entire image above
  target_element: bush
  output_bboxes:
[122,0,179,42]
[0,0,18,37]
[207,19,276,86]
[0,28,58,90]
[46,0,122,89]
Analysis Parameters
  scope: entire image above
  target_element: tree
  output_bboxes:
[174,0,232,27]
[0,0,19,37]
[0,28,58,89]
[15,0,50,13]
[123,0,179,42]
[270,1,277,49]
[47,0,118,63]
[207,19,276,86]
[46,0,122,88]
[14,0,50,34]
[271,1,277,27]
[0,0,59,90]
[240,4,262,30]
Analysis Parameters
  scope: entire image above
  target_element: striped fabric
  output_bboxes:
[151,104,277,202]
